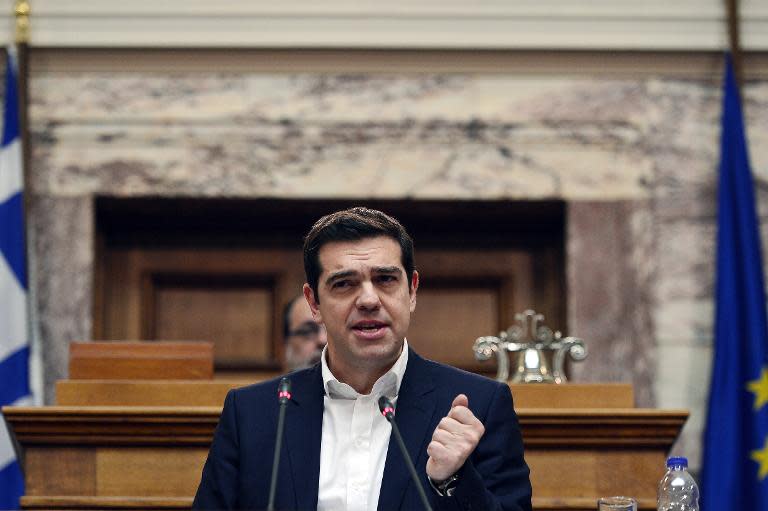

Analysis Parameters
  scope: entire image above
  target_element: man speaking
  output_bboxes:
[193,207,532,510]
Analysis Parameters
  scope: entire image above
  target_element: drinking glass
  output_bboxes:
[597,496,637,511]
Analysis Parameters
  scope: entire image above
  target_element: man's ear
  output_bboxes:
[303,283,322,322]
[409,270,419,312]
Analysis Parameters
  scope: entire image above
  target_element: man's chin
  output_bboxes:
[351,340,402,363]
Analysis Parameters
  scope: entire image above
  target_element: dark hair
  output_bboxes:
[303,207,415,302]
[282,295,303,341]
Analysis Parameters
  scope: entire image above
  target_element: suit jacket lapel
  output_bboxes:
[284,365,325,510]
[377,350,436,510]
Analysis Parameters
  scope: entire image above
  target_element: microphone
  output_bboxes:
[378,396,433,511]
[267,377,292,511]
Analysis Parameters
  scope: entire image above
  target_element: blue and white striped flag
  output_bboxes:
[0,48,30,511]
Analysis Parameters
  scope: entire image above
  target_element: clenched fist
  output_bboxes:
[426,394,485,482]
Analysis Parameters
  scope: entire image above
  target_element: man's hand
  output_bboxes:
[426,394,485,482]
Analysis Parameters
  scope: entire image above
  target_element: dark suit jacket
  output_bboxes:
[193,349,532,510]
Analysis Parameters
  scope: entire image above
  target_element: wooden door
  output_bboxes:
[94,198,565,378]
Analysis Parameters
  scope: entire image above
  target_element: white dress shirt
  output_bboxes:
[317,340,409,511]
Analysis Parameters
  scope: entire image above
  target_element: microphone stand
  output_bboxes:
[267,377,291,511]
[378,396,433,511]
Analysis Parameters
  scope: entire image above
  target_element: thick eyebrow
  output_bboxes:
[325,270,357,286]
[372,266,402,276]
[324,266,402,286]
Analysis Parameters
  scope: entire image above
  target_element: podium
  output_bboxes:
[3,379,687,511]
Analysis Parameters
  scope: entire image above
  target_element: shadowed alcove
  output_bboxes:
[93,197,566,378]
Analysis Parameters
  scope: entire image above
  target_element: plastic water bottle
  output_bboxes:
[657,456,699,511]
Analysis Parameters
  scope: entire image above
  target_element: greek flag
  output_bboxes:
[0,48,30,511]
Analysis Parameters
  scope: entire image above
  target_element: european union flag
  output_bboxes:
[700,54,768,509]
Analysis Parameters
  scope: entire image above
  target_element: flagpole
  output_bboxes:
[14,1,29,199]
[725,0,744,93]
[13,0,42,406]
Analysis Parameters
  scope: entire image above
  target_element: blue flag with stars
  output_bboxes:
[700,54,768,509]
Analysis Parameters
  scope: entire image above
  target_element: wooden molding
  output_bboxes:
[4,405,687,448]
[533,497,656,511]
[21,496,192,510]
[2,406,221,446]
[20,495,658,511]
[518,409,688,448]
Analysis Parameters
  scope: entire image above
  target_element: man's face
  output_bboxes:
[303,236,418,379]
[285,298,327,370]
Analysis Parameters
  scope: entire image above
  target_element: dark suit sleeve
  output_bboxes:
[433,384,532,511]
[193,390,241,510]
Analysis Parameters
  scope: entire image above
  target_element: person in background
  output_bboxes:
[283,295,327,371]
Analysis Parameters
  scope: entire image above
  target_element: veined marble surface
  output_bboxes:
[29,74,663,200]
[5,68,768,471]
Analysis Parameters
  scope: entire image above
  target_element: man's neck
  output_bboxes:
[326,347,403,395]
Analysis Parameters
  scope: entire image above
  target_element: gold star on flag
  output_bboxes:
[752,438,768,480]
[747,368,768,410]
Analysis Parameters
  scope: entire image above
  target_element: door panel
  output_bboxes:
[98,246,556,377]
[95,198,565,379]
[152,277,275,369]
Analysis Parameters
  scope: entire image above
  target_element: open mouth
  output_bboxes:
[351,320,389,338]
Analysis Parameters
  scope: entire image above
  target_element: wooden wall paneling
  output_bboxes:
[411,249,537,372]
[532,245,567,333]
[25,448,97,496]
[146,273,277,369]
[98,248,307,374]
[418,250,529,297]
[140,268,155,341]
[408,277,501,371]
[101,248,144,340]
[95,199,565,377]
[97,245,558,374]
[91,227,106,339]
[124,248,148,340]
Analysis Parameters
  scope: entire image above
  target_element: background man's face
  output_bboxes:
[305,236,418,377]
[285,298,327,370]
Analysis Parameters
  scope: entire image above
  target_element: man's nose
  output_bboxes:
[356,281,381,310]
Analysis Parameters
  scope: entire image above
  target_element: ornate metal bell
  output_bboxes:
[473,309,587,384]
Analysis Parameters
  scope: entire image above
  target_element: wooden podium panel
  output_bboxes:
[510,383,634,409]
[69,342,214,380]
[54,381,632,408]
[3,404,687,511]
[519,409,687,510]
[4,407,216,510]
[56,380,250,406]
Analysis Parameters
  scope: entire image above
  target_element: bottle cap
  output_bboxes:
[666,456,688,468]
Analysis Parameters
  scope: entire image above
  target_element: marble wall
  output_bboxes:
[13,63,768,471]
